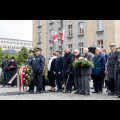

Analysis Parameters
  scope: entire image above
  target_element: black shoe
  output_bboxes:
[29,90,34,94]
[85,94,90,96]
[65,90,68,93]
[92,92,97,93]
[74,91,79,94]
[108,92,112,95]
[118,96,120,98]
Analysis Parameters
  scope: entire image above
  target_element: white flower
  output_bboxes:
[85,58,88,61]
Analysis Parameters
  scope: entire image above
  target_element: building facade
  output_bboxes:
[33,20,120,59]
[33,20,48,57]
[0,37,32,51]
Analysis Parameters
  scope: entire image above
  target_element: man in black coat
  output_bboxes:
[107,43,120,95]
[63,47,73,93]
[8,57,18,87]
[117,55,120,98]
[2,56,10,87]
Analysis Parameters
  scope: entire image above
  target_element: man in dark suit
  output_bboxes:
[107,43,120,96]
[63,47,73,93]
[2,56,10,87]
[53,50,63,92]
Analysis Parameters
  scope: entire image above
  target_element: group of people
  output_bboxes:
[2,56,18,87]
[1,43,120,98]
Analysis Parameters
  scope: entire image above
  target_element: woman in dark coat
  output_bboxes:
[8,57,18,87]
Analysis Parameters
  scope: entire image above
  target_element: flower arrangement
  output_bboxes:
[72,57,94,68]
[22,66,33,86]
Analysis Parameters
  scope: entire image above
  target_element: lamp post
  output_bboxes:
[60,20,63,56]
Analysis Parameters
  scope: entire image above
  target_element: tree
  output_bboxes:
[16,47,28,66]
[0,47,3,67]
[33,47,37,57]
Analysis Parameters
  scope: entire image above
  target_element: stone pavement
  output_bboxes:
[0,81,119,100]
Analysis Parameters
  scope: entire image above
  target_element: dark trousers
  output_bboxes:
[48,71,56,87]
[3,71,9,86]
[109,78,115,93]
[117,74,120,95]
[31,72,42,91]
[42,75,46,91]
[65,73,74,91]
[105,80,110,91]
[93,75,102,92]
[56,77,62,90]
[101,74,105,87]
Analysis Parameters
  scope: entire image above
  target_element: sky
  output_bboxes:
[0,20,32,41]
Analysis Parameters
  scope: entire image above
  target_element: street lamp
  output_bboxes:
[60,20,63,56]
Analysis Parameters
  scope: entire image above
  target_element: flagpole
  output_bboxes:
[61,20,63,56]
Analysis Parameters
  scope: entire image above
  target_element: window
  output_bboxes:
[38,20,42,27]
[50,29,54,40]
[97,20,104,31]
[97,40,103,48]
[68,44,73,53]
[68,25,73,37]
[50,47,53,52]
[79,22,84,35]
[78,43,84,55]
[58,46,62,51]
[38,32,42,44]
[50,20,54,23]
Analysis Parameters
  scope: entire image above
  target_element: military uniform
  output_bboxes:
[30,48,45,93]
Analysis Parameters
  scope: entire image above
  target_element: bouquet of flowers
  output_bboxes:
[22,66,33,86]
[72,57,94,69]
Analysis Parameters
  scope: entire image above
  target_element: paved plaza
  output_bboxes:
[0,81,119,100]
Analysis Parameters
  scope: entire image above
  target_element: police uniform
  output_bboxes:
[30,48,45,93]
[26,50,34,92]
[25,50,34,66]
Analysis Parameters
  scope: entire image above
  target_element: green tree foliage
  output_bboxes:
[33,47,37,57]
[16,46,28,66]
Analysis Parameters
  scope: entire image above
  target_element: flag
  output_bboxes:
[52,32,59,44]
[60,28,65,43]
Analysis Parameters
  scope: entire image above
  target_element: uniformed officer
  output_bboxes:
[26,50,34,92]
[29,48,45,94]
[25,50,34,66]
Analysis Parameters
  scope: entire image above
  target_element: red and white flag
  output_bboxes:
[60,28,65,43]
[52,32,59,44]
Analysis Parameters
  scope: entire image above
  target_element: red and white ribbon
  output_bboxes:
[8,65,29,92]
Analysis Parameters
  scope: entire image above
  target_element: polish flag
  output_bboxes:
[52,32,59,44]
[60,28,65,43]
